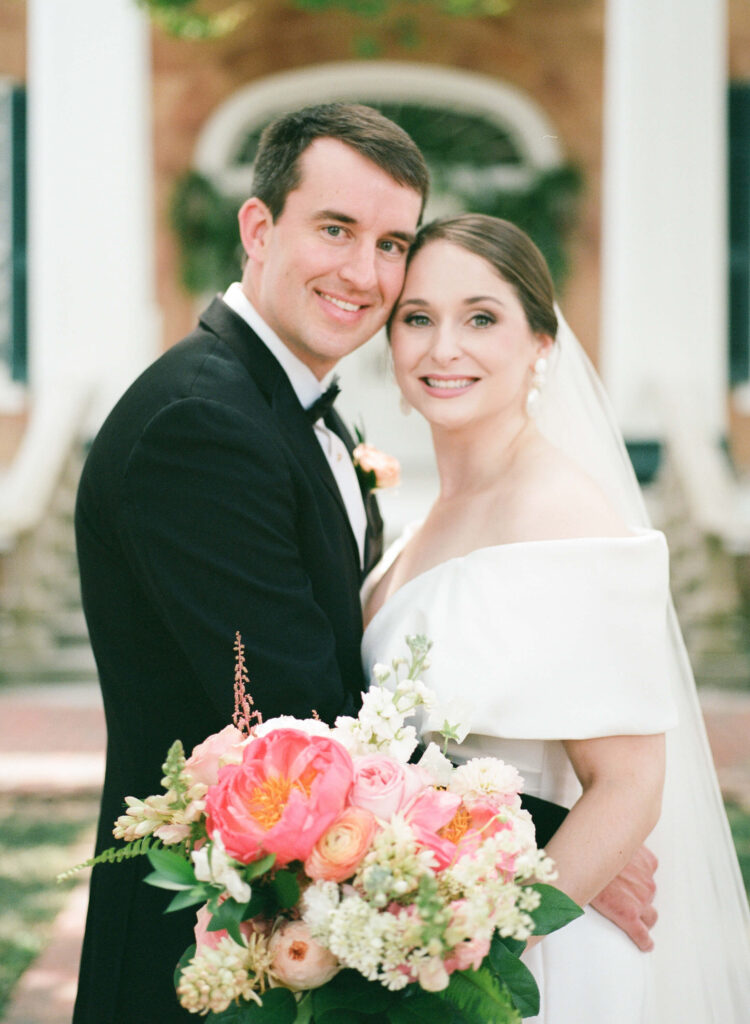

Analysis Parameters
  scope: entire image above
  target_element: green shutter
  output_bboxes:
[729,83,750,386]
[0,81,27,383]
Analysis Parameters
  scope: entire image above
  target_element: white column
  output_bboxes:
[27,0,158,426]
[600,0,727,440]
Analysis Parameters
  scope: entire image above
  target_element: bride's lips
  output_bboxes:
[315,288,371,323]
[419,374,479,398]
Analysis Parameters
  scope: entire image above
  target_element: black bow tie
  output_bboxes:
[306,377,341,422]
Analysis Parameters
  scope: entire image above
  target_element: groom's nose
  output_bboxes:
[338,242,378,292]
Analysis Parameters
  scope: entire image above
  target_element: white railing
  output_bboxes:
[0,383,92,552]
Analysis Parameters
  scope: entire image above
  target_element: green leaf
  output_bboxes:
[387,990,456,1023]
[528,883,583,936]
[312,969,396,1018]
[273,869,301,910]
[245,852,276,881]
[174,942,196,988]
[438,966,521,1024]
[293,992,313,1024]
[494,936,526,958]
[165,884,212,913]
[488,937,539,1018]
[207,897,251,946]
[145,847,197,887]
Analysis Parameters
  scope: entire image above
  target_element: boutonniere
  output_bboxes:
[352,429,401,492]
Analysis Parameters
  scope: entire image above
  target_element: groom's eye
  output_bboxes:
[323,225,345,238]
[378,239,407,256]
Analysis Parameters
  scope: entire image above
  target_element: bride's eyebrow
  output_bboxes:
[464,296,505,306]
[397,297,430,308]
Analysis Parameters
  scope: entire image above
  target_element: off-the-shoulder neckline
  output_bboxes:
[363,527,666,640]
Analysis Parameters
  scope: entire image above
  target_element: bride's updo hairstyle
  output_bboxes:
[398,214,558,341]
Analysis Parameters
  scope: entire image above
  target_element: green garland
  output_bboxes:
[170,162,581,297]
[135,0,522,47]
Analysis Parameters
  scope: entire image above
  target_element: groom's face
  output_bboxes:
[240,137,422,379]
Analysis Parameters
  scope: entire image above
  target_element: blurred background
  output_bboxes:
[0,0,749,1020]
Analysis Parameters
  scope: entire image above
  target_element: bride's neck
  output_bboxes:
[431,412,536,500]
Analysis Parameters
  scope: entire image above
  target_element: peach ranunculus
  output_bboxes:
[349,755,430,821]
[205,729,353,867]
[304,806,377,882]
[269,920,340,990]
[352,443,400,490]
[185,724,247,787]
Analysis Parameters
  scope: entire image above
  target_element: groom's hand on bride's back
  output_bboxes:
[590,845,658,951]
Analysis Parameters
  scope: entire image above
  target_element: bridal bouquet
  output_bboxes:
[80,635,581,1023]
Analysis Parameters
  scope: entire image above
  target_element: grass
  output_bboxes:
[0,792,99,1018]
[726,800,750,896]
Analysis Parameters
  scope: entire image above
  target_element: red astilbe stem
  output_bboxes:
[233,631,262,736]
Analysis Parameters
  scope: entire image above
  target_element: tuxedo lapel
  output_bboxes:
[326,408,384,578]
[199,299,361,568]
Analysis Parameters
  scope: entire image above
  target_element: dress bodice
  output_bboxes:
[362,529,678,807]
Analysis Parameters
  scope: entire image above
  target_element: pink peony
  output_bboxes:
[269,920,340,990]
[349,755,430,821]
[185,724,247,787]
[304,806,377,882]
[406,791,510,870]
[205,729,353,866]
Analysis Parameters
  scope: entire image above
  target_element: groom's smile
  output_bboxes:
[239,137,422,380]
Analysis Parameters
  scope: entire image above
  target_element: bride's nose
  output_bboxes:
[428,322,462,365]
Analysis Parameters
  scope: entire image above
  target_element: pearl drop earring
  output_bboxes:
[526,356,548,416]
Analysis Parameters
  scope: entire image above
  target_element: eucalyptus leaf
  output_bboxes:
[273,869,301,910]
[173,943,196,988]
[528,884,583,936]
[488,938,540,1018]
[146,847,197,886]
[166,884,212,912]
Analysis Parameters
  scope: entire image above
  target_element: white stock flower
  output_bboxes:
[301,880,341,943]
[416,743,454,787]
[425,696,473,745]
[192,832,251,903]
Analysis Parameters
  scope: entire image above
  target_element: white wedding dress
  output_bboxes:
[362,528,678,1023]
[361,310,750,1021]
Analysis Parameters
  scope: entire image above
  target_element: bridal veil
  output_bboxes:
[536,310,750,1020]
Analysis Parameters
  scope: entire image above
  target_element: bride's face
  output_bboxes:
[390,240,550,431]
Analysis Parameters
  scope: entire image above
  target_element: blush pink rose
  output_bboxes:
[349,755,430,821]
[205,729,353,866]
[352,443,400,489]
[185,724,247,787]
[269,920,340,990]
[304,806,377,882]
[443,936,491,974]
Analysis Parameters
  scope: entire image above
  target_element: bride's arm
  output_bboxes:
[527,733,665,947]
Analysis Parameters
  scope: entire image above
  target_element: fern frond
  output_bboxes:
[56,837,164,883]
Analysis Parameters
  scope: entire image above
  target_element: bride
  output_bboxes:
[361,214,750,1022]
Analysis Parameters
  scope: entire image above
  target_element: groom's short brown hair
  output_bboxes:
[252,102,429,221]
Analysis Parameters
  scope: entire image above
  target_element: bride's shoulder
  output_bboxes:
[511,439,630,541]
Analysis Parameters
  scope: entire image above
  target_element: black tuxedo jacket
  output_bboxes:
[73,299,383,1023]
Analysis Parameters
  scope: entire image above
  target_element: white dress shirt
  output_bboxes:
[222,283,367,566]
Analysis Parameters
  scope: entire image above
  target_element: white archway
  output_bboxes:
[194,63,565,533]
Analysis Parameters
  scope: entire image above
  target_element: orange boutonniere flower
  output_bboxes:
[352,442,401,491]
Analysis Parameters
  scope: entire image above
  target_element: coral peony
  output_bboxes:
[405,790,509,870]
[349,755,429,821]
[304,806,377,883]
[205,729,353,866]
[269,920,340,990]
[185,724,247,787]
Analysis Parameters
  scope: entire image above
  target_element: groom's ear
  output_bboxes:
[238,197,273,264]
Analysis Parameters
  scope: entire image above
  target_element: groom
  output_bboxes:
[73,103,427,1023]
[74,102,656,1023]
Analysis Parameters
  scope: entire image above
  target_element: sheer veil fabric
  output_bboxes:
[538,310,750,1019]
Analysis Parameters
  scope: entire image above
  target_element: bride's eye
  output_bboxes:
[469,312,496,328]
[403,312,432,328]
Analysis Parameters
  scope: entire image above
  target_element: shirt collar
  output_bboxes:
[222,282,330,410]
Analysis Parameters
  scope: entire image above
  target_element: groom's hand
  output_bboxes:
[590,845,658,951]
